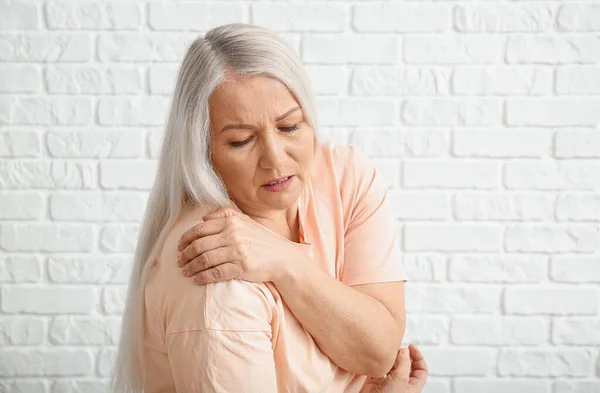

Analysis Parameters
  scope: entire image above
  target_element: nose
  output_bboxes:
[258,132,285,170]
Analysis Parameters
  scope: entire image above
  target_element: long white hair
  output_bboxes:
[111,23,320,392]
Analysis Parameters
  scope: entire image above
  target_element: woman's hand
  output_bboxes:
[176,206,298,284]
[359,344,428,393]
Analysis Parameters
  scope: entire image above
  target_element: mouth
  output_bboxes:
[262,175,293,187]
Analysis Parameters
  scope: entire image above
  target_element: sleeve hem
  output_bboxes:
[344,269,408,287]
[166,327,271,336]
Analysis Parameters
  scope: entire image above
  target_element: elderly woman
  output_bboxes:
[112,24,420,393]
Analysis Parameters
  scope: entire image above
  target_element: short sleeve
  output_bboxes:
[339,146,407,286]
[167,329,278,393]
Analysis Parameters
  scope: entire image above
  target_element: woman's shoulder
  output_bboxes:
[145,204,275,335]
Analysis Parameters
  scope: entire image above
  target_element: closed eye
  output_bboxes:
[229,124,300,148]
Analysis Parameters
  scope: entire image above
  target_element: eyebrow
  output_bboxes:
[219,106,300,133]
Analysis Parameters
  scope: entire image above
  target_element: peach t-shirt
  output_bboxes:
[143,142,407,393]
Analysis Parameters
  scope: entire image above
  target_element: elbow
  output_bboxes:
[363,345,397,378]
[365,324,405,378]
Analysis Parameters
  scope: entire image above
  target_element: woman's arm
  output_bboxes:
[167,328,278,392]
[274,256,405,378]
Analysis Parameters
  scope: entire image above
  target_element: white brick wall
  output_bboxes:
[1,1,599,392]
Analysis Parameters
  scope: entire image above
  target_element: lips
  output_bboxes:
[262,176,291,186]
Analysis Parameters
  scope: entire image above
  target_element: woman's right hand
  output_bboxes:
[359,344,428,393]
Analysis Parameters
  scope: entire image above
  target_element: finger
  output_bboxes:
[202,206,244,221]
[178,233,226,268]
[193,263,242,285]
[182,247,233,277]
[177,218,227,253]
[408,344,428,390]
[388,347,411,381]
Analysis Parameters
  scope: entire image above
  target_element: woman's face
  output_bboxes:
[209,75,316,215]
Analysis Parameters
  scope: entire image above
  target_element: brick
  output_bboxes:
[149,3,246,31]
[254,3,346,32]
[354,3,450,32]
[406,285,501,313]
[349,129,447,158]
[402,254,446,282]
[0,318,45,345]
[306,66,347,95]
[0,97,91,125]
[48,256,132,284]
[97,33,194,62]
[0,224,94,252]
[0,349,92,377]
[558,4,600,32]
[449,255,547,283]
[97,348,117,377]
[45,1,141,30]
[554,318,600,345]
[403,316,449,345]
[0,65,41,92]
[102,286,127,314]
[389,191,448,220]
[51,380,107,393]
[148,128,163,158]
[0,256,42,283]
[0,192,44,219]
[303,35,397,64]
[352,66,450,96]
[0,1,40,29]
[0,160,94,190]
[453,192,553,221]
[404,36,502,64]
[1,287,95,314]
[0,131,41,157]
[555,381,600,393]
[421,348,493,376]
[45,65,142,94]
[498,349,593,377]
[402,99,502,126]
[97,97,169,126]
[507,36,600,64]
[504,162,600,191]
[451,316,549,345]
[556,66,600,94]
[99,225,139,253]
[555,130,600,158]
[455,4,552,32]
[454,379,550,393]
[148,65,178,95]
[505,225,598,253]
[504,287,598,315]
[551,256,600,283]
[49,317,120,345]
[316,97,396,127]
[100,160,157,190]
[0,381,47,393]
[556,194,600,221]
[507,99,600,127]
[405,224,502,252]
[403,161,501,189]
[47,130,143,158]
[452,66,552,95]
[50,193,144,222]
[454,130,551,158]
[0,33,92,62]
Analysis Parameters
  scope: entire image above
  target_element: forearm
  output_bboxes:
[273,254,404,377]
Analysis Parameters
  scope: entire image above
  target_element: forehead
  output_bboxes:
[209,76,300,122]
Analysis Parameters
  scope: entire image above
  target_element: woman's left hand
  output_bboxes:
[176,206,297,284]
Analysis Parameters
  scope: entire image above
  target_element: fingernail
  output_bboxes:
[176,256,181,267]
[182,268,189,276]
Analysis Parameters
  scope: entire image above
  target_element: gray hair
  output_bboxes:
[111,23,320,392]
